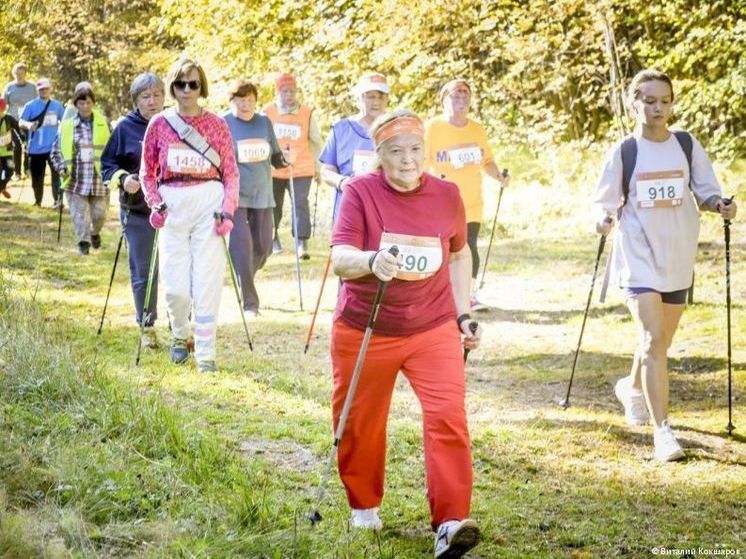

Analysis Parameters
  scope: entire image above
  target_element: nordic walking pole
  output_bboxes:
[559,222,610,409]
[309,245,399,525]
[304,250,332,354]
[97,210,130,334]
[478,169,509,290]
[286,145,304,311]
[56,191,64,242]
[311,176,319,238]
[217,214,254,351]
[723,196,735,435]
[135,228,159,366]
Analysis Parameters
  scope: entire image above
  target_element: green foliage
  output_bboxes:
[0,0,179,116]
[1,0,743,157]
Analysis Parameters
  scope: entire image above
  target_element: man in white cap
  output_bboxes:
[319,72,390,221]
[63,81,95,121]
[425,78,509,312]
[19,78,65,207]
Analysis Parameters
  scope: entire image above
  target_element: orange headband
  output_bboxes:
[373,116,425,147]
[275,73,296,91]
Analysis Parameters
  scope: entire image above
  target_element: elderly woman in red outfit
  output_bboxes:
[330,109,482,559]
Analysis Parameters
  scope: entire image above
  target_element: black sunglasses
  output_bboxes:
[173,79,201,91]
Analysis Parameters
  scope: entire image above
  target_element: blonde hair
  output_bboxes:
[166,58,209,99]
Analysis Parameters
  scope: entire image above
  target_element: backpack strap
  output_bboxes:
[620,135,637,207]
[673,130,693,180]
[163,108,222,172]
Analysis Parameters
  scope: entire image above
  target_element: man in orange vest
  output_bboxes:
[264,73,323,259]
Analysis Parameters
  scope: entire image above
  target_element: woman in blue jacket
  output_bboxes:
[101,73,165,349]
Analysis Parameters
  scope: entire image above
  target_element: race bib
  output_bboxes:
[0,133,10,147]
[379,231,443,281]
[78,145,94,163]
[167,143,210,174]
[635,170,685,209]
[352,150,377,176]
[237,139,271,164]
[42,114,58,127]
[448,144,482,169]
[274,123,301,141]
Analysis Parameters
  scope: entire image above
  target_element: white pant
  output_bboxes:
[158,181,225,362]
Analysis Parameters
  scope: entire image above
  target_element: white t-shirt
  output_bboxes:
[594,132,721,292]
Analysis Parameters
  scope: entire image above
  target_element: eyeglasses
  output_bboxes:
[173,79,201,91]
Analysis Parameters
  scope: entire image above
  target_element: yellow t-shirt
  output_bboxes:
[424,116,494,223]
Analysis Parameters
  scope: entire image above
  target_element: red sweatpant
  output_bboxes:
[330,319,473,529]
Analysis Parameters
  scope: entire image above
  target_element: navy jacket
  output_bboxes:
[101,109,150,214]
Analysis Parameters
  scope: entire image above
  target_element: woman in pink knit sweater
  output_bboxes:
[140,58,239,372]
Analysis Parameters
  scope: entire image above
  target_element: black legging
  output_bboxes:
[467,221,480,279]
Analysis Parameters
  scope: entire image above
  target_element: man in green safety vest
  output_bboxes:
[50,86,111,255]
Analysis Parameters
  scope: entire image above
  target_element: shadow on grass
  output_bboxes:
[477,303,629,325]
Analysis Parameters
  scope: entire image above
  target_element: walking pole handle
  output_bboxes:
[369,246,399,325]
[463,320,479,362]
[722,196,734,225]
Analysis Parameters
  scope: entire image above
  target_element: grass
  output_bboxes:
[0,155,744,557]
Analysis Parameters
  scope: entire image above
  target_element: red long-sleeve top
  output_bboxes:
[139,110,239,215]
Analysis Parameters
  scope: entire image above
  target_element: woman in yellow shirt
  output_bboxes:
[424,79,509,311]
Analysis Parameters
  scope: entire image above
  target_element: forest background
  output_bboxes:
[1,0,744,161]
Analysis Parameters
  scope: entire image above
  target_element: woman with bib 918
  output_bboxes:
[140,58,239,373]
[330,109,482,559]
[594,69,737,462]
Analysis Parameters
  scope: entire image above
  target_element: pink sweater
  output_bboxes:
[140,110,239,215]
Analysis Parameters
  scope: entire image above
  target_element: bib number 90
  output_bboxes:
[403,254,428,272]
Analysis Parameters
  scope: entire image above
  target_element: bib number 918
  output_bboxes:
[648,185,676,200]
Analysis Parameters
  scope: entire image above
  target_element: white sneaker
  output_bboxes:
[434,519,480,558]
[351,507,382,530]
[653,420,685,462]
[614,377,649,425]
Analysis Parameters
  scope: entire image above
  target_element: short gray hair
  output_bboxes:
[130,72,164,106]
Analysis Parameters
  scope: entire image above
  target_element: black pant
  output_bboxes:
[29,152,61,206]
[0,157,13,190]
[13,130,28,177]
[273,176,312,240]
[467,222,480,279]
[229,207,274,312]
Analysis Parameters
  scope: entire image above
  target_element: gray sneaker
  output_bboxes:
[272,238,283,254]
[197,360,216,373]
[142,326,159,349]
[170,338,189,364]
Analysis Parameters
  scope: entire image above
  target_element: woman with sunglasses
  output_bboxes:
[140,58,239,373]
